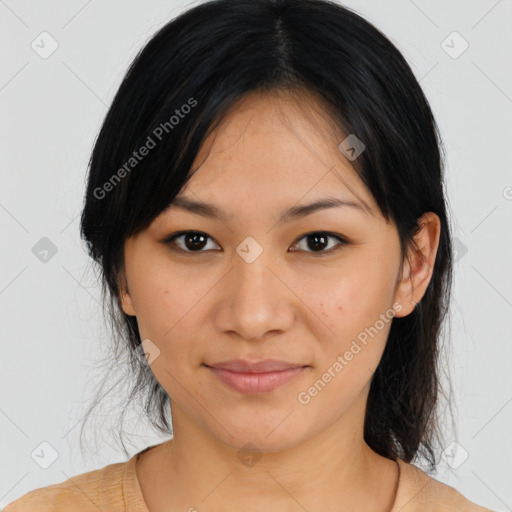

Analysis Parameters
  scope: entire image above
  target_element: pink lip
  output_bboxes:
[206,358,306,373]
[204,359,309,394]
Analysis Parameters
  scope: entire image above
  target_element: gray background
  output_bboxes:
[1,0,511,510]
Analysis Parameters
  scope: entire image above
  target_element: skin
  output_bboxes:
[120,89,441,512]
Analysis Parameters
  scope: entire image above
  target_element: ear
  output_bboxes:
[119,268,137,317]
[393,212,441,318]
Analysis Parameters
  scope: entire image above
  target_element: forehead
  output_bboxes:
[171,90,379,221]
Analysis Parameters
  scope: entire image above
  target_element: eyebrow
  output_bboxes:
[167,195,371,223]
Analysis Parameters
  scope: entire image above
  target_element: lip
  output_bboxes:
[205,358,307,373]
[204,359,309,394]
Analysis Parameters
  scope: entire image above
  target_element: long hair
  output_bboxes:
[79,0,454,470]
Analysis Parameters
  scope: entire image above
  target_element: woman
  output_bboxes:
[5,0,494,510]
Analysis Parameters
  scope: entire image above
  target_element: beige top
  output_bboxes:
[4,440,494,511]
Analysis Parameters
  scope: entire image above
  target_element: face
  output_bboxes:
[120,90,428,452]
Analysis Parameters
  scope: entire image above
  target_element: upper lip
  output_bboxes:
[205,359,308,373]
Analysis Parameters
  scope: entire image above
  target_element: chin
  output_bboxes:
[211,415,309,454]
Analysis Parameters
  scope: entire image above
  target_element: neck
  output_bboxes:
[137,387,399,512]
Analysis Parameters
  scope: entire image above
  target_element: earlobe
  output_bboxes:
[121,290,136,316]
[119,271,137,317]
[393,212,441,318]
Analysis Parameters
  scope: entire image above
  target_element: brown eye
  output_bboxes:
[163,231,220,252]
[161,230,348,255]
[289,232,348,255]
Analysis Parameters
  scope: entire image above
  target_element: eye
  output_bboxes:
[162,230,348,255]
[162,231,220,253]
[289,231,348,255]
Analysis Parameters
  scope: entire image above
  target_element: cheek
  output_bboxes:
[129,271,204,399]
[128,263,214,366]
[302,283,395,410]
[309,259,396,361]
[129,280,171,339]
[314,266,390,324]
[127,253,194,325]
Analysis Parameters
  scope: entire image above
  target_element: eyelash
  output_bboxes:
[161,230,349,256]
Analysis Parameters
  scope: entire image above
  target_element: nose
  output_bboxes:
[214,247,295,342]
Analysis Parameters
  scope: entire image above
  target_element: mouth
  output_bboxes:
[203,359,310,394]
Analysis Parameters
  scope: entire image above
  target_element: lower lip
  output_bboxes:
[206,366,308,394]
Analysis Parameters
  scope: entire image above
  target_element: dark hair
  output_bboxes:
[79,0,454,470]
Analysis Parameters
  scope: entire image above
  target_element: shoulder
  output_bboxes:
[394,458,495,512]
[3,460,128,512]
